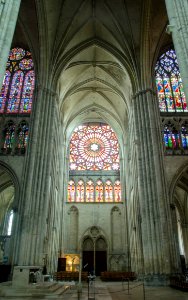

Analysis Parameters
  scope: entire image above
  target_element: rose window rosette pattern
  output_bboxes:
[69,124,119,171]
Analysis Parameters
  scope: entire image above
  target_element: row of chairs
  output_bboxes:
[100,271,136,281]
[53,271,88,281]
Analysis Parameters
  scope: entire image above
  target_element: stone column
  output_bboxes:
[165,0,188,100]
[14,85,59,267]
[0,0,21,87]
[133,88,180,284]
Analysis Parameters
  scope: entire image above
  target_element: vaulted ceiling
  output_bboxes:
[14,0,170,139]
[1,0,180,221]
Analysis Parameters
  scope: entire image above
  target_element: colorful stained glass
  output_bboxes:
[17,121,29,149]
[9,48,25,60]
[19,70,35,113]
[181,127,188,149]
[0,47,35,114]
[114,180,121,202]
[19,59,34,70]
[96,180,104,202]
[7,71,24,113]
[68,180,75,202]
[86,180,94,202]
[105,180,113,202]
[155,49,187,112]
[69,123,119,171]
[3,121,15,150]
[0,71,11,113]
[76,180,84,202]
[163,126,180,149]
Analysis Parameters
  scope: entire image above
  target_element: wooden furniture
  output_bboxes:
[100,271,136,281]
[53,271,88,281]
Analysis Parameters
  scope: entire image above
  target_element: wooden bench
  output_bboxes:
[53,271,88,281]
[100,271,136,281]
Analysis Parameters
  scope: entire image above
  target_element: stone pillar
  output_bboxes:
[0,0,21,88]
[165,0,188,100]
[14,85,59,267]
[133,88,180,284]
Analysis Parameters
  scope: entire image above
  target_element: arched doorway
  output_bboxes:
[170,164,188,273]
[0,163,17,282]
[82,235,107,276]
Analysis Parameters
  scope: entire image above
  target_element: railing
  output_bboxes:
[122,278,146,300]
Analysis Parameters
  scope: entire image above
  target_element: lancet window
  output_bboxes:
[68,180,76,202]
[76,180,84,202]
[3,121,15,151]
[0,47,35,114]
[17,120,29,151]
[155,49,187,112]
[86,180,94,202]
[163,124,188,151]
[67,179,121,203]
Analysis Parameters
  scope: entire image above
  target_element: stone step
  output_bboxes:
[0,282,70,299]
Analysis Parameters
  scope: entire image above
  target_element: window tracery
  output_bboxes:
[3,121,15,152]
[69,124,119,171]
[162,119,188,153]
[0,47,35,114]
[17,120,29,152]
[76,180,84,202]
[67,179,121,203]
[68,123,121,202]
[86,180,94,202]
[155,49,187,112]
[68,180,76,202]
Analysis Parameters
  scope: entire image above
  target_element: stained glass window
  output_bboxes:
[17,121,29,151]
[96,180,104,202]
[163,126,180,149]
[0,47,35,114]
[86,180,94,202]
[7,210,14,236]
[69,123,119,171]
[3,121,15,150]
[67,179,122,202]
[114,180,121,202]
[105,180,113,202]
[181,126,188,149]
[0,71,11,113]
[68,123,122,203]
[76,180,84,202]
[155,49,187,112]
[68,180,75,202]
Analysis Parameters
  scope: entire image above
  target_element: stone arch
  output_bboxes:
[169,162,188,270]
[81,226,108,275]
[0,161,20,267]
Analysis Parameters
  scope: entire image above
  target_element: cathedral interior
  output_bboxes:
[0,0,188,289]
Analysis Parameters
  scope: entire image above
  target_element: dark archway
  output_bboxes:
[82,236,107,276]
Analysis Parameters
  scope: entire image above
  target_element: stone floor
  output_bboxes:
[1,277,188,299]
[62,277,188,300]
